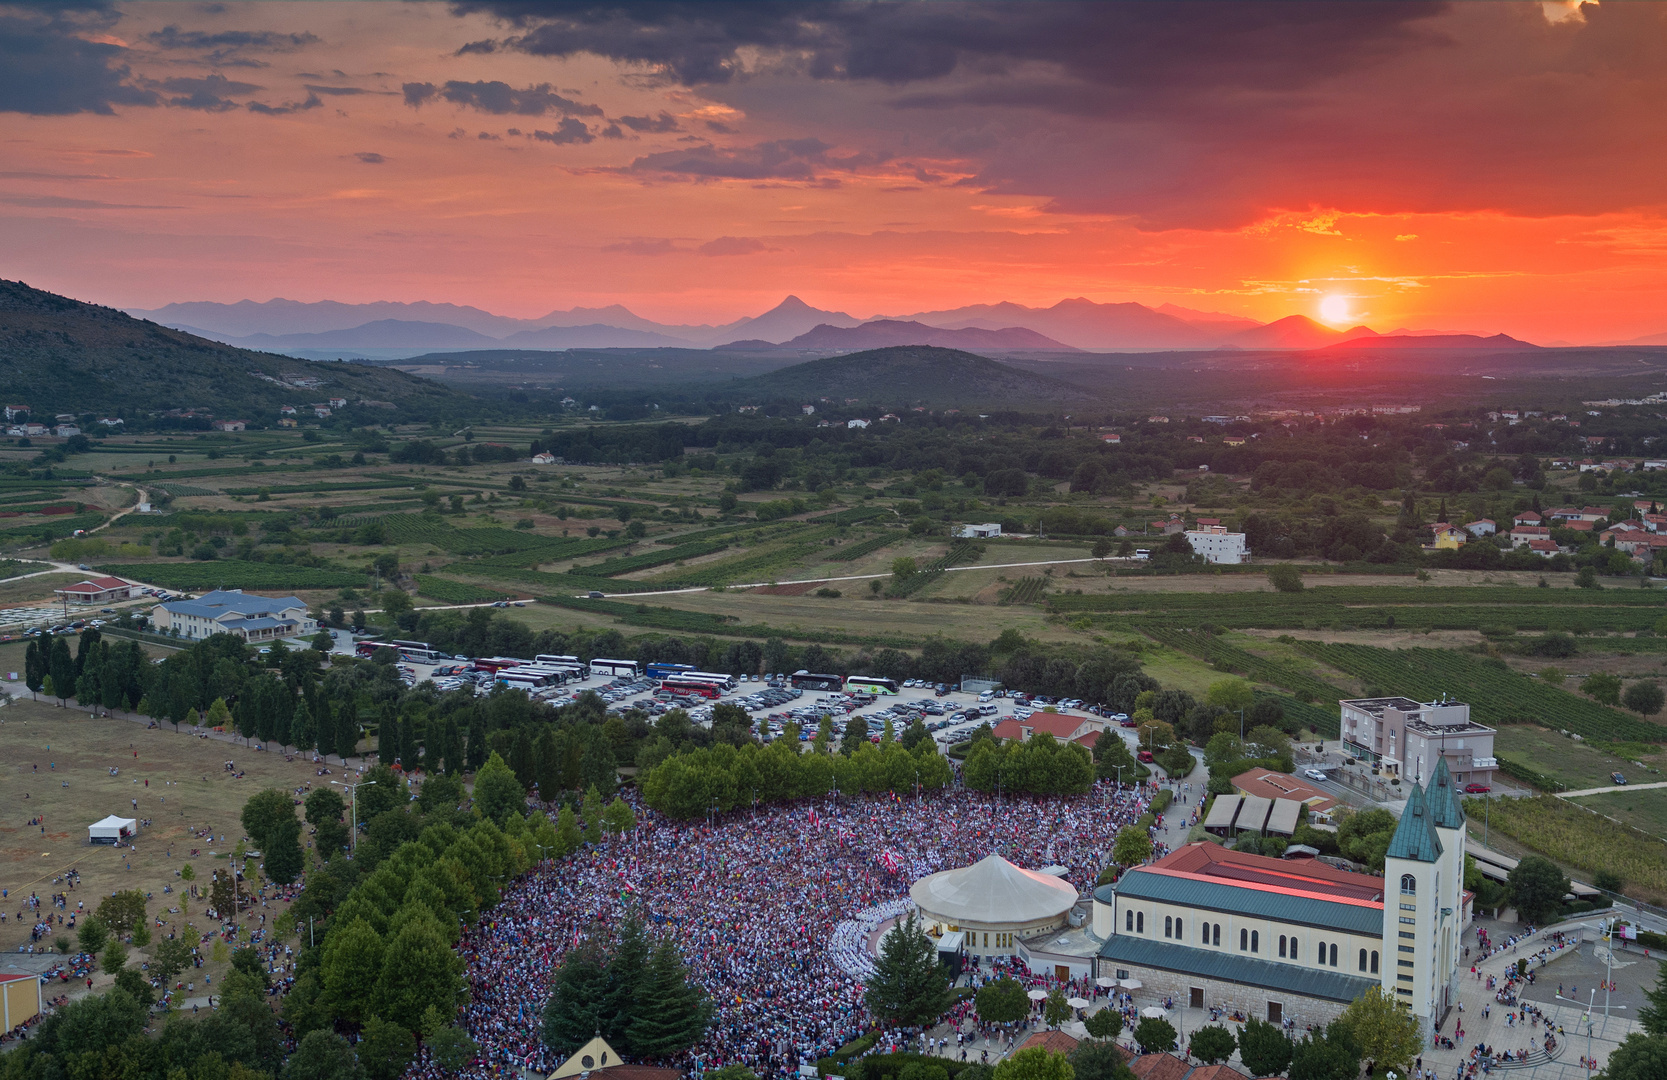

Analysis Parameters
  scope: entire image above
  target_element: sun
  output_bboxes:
[1318,294,1352,325]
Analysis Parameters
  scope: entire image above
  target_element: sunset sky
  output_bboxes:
[5,1,1667,341]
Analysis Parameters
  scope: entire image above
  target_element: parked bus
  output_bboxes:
[791,670,845,691]
[682,670,738,690]
[496,671,553,691]
[645,662,696,680]
[390,639,446,662]
[355,640,391,659]
[534,654,589,678]
[589,658,641,680]
[660,676,723,699]
[845,675,900,695]
[472,656,530,674]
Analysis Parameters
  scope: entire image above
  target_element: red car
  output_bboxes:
[1137,750,1155,763]
[1464,783,1491,794]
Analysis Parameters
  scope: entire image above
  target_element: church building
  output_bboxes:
[1091,760,1468,1042]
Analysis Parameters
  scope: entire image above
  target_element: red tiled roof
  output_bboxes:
[1150,842,1384,903]
[1129,1053,1193,1080]
[992,713,1088,741]
[1186,1066,1250,1080]
[1018,1031,1081,1056]
[59,576,130,593]
[1230,766,1335,812]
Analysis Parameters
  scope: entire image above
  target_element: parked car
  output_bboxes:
[1612,772,1628,785]
[1305,768,1328,782]
[1463,782,1491,794]
[1137,750,1155,763]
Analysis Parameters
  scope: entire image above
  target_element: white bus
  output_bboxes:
[535,654,583,667]
[495,671,552,692]
[589,658,641,680]
[845,675,900,695]
[682,669,738,690]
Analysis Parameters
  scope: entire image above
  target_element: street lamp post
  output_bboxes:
[330,779,376,854]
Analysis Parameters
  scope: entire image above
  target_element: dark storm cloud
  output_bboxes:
[0,9,157,115]
[624,137,885,181]
[616,110,678,133]
[147,24,321,66]
[355,151,386,163]
[402,79,602,116]
[446,1,1445,93]
[530,118,594,144]
[305,84,384,97]
[246,92,321,116]
[154,73,261,111]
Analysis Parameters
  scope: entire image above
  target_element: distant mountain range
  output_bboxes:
[719,345,1101,408]
[126,293,1539,360]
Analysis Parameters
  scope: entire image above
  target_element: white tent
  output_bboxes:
[910,854,1078,924]
[88,815,135,844]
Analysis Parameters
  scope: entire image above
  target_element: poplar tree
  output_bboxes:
[291,698,316,757]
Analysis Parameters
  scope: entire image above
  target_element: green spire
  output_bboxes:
[1386,782,1444,864]
[1427,757,1466,830]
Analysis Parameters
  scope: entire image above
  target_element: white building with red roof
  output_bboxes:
[54,576,137,605]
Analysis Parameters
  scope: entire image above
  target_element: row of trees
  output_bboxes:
[642,731,954,820]
[541,915,711,1057]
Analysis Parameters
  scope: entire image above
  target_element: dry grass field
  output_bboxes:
[0,697,355,975]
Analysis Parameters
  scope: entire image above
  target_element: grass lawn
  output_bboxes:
[1565,788,1667,839]
[0,697,363,987]
[1492,725,1660,793]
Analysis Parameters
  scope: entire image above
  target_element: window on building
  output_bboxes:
[1126,910,1133,932]
[1251,931,1259,953]
[1359,949,1368,972]
[1290,937,1298,960]
[1212,923,1221,946]
[1317,940,1326,965]
[1371,951,1380,974]
[1329,943,1338,967]
[1400,874,1417,895]
[1175,918,1182,941]
[1240,928,1248,951]
[1279,935,1287,958]
[1137,912,1144,933]
[1165,916,1172,939]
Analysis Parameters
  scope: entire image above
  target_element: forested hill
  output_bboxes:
[0,279,466,422]
[716,345,1104,408]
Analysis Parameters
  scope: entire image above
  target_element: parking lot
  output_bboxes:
[383,655,1130,757]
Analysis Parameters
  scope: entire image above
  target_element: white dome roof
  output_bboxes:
[910,854,1078,925]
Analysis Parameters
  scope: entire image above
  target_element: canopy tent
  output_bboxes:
[1118,978,1143,990]
[88,815,135,844]
[910,854,1078,925]
[1094,976,1117,989]
[1067,997,1090,1009]
[1141,1006,1168,1019]
[1027,989,1049,1001]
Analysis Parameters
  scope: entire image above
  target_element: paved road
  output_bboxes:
[1558,780,1667,797]
[584,554,1133,599]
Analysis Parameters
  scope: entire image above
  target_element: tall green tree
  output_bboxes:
[1133,1017,1176,1054]
[1069,1040,1134,1080]
[1189,1026,1237,1066]
[626,937,711,1056]
[1639,956,1667,1035]
[48,635,74,704]
[1338,986,1420,1074]
[284,1029,366,1080]
[1288,1021,1361,1080]
[1601,1033,1667,1080]
[359,1016,418,1080]
[336,705,360,763]
[375,908,464,1032]
[993,1047,1074,1080]
[305,788,351,861]
[319,917,385,1023]
[265,815,304,886]
[240,788,296,853]
[1083,1007,1123,1041]
[1238,1018,1294,1078]
[542,943,611,1055]
[291,698,316,757]
[605,915,650,1050]
[864,910,952,1026]
[1508,855,1570,924]
[472,751,525,824]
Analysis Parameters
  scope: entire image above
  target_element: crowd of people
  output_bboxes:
[441,780,1155,1080]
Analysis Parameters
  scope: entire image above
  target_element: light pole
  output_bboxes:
[330,779,376,854]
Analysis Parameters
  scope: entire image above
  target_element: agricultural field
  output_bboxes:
[1467,793,1667,903]
[1492,724,1667,794]
[1566,789,1667,842]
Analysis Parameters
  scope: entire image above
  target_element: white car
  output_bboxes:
[1305,768,1329,782]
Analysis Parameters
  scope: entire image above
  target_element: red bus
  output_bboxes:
[661,676,723,699]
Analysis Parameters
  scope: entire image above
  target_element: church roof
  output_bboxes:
[1427,758,1466,831]
[909,854,1078,924]
[1386,782,1444,864]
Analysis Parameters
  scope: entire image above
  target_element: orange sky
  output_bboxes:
[4,1,1667,341]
